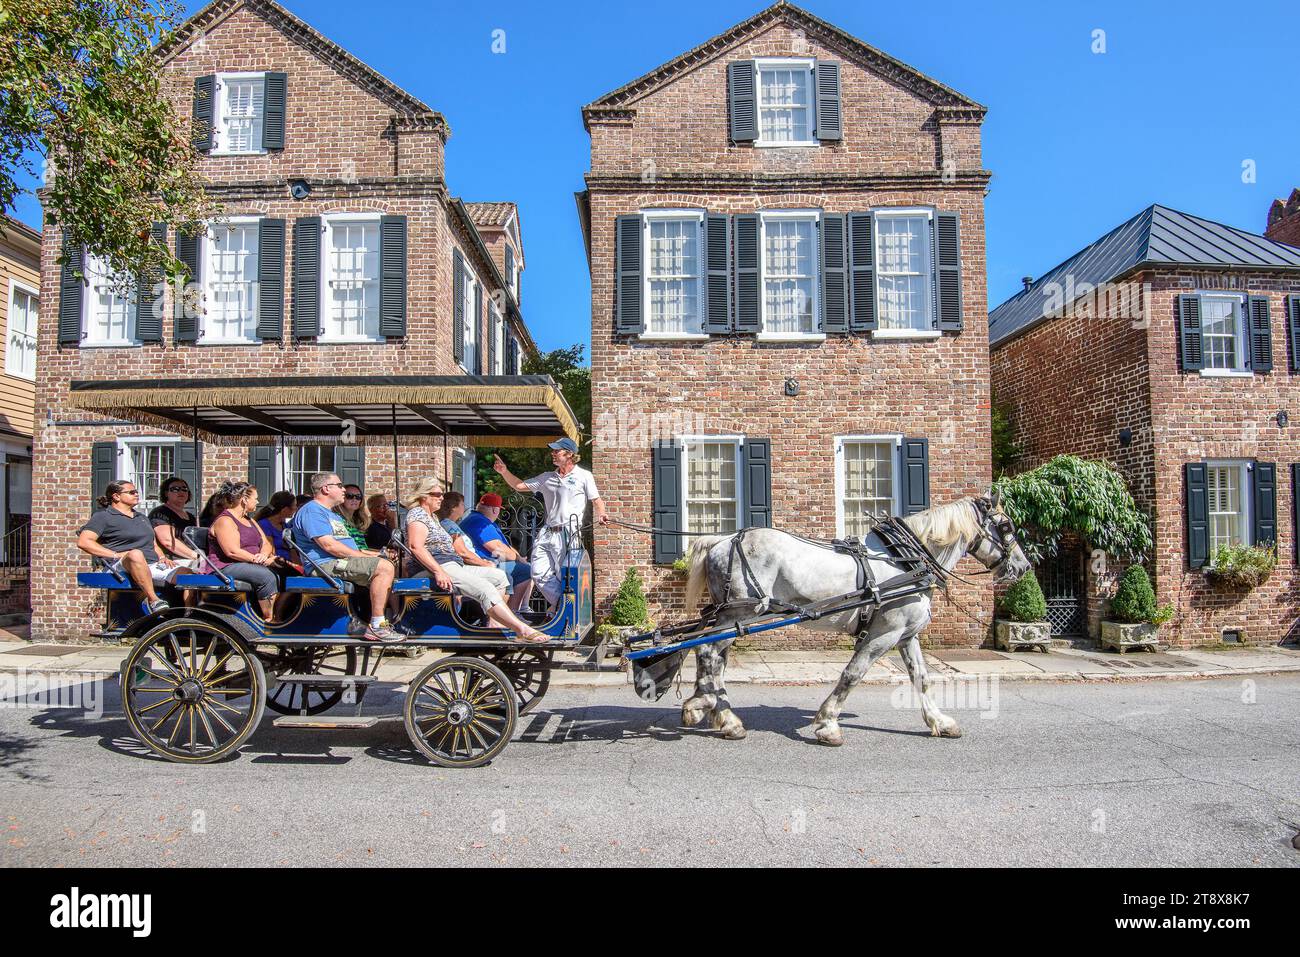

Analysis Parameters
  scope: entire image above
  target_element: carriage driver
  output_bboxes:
[492,438,607,611]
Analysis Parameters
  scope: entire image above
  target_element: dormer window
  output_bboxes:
[214,73,266,155]
[755,59,814,146]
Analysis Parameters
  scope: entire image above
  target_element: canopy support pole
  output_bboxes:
[191,406,199,497]
[443,432,449,490]
[391,404,400,511]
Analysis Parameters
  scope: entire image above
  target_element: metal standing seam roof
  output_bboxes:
[988,204,1300,347]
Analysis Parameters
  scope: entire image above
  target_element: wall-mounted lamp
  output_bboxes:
[1118,428,1133,447]
[1277,410,1289,429]
[784,378,799,397]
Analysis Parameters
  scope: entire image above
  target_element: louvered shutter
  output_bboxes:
[505,244,515,294]
[1288,296,1300,373]
[291,216,321,338]
[192,75,215,153]
[814,61,842,141]
[848,212,876,332]
[898,438,930,516]
[262,72,286,150]
[934,212,963,332]
[174,229,201,343]
[1253,461,1277,547]
[1246,295,1272,373]
[256,218,285,340]
[727,61,757,143]
[615,215,643,334]
[336,445,365,488]
[1293,464,1300,564]
[733,214,760,332]
[58,237,85,344]
[652,441,683,564]
[473,283,484,375]
[487,306,497,375]
[176,442,203,514]
[1185,462,1209,569]
[452,249,465,363]
[743,438,772,529]
[247,446,276,504]
[820,214,848,333]
[703,214,732,333]
[134,223,166,342]
[1178,295,1204,371]
[379,215,407,337]
[90,442,117,517]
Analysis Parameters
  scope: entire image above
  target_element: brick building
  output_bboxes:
[1267,188,1300,247]
[32,0,537,641]
[989,204,1300,646]
[577,2,994,646]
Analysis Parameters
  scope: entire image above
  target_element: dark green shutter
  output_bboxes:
[336,445,365,489]
[1185,462,1209,569]
[506,334,518,376]
[1246,295,1272,373]
[487,307,497,374]
[192,75,215,153]
[291,216,321,338]
[733,214,760,332]
[257,218,286,340]
[848,212,877,332]
[505,245,515,293]
[814,61,842,141]
[176,442,202,514]
[1253,461,1277,547]
[473,282,483,375]
[899,438,930,516]
[652,441,683,564]
[615,215,643,334]
[452,249,465,363]
[379,215,407,337]
[58,237,85,345]
[1178,295,1203,371]
[703,214,732,333]
[1288,296,1300,373]
[91,442,117,516]
[248,446,276,504]
[744,438,772,529]
[820,214,848,333]
[135,223,166,342]
[174,229,201,343]
[934,212,963,332]
[262,72,286,150]
[1292,464,1299,564]
[727,61,757,143]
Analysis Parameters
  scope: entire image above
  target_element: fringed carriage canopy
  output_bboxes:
[67,375,581,448]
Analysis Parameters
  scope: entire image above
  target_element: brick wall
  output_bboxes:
[1266,189,1300,248]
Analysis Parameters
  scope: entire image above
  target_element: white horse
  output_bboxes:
[678,491,1032,745]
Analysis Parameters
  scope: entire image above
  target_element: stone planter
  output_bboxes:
[994,620,1051,652]
[1100,621,1160,653]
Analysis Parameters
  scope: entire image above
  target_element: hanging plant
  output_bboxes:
[993,455,1152,563]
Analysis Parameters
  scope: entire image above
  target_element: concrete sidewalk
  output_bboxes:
[2,626,1298,688]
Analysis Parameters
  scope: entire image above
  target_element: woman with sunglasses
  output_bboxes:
[332,484,370,549]
[148,475,201,566]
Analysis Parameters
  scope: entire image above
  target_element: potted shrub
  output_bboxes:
[1206,544,1276,590]
[595,567,653,648]
[994,572,1052,652]
[1101,565,1172,653]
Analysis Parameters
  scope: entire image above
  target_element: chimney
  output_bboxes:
[1265,188,1300,247]
[1021,276,1034,292]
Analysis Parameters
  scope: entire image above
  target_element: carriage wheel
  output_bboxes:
[404,656,517,768]
[487,649,551,715]
[262,645,360,716]
[121,619,266,764]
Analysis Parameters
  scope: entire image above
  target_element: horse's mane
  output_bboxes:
[903,497,979,549]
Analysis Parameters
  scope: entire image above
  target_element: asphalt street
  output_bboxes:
[2,674,1299,866]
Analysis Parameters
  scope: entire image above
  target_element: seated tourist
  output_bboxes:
[77,480,200,612]
[365,493,395,550]
[148,475,201,565]
[255,491,299,567]
[403,477,545,642]
[333,484,370,549]
[436,491,498,570]
[460,492,534,613]
[207,481,281,623]
[293,472,403,644]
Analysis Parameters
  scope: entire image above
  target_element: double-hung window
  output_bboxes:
[460,262,479,372]
[322,215,381,342]
[760,211,819,337]
[83,253,137,346]
[1207,460,1249,552]
[489,300,504,374]
[283,445,335,497]
[6,281,37,379]
[118,438,177,513]
[755,59,814,146]
[200,219,259,343]
[874,209,934,334]
[643,211,704,337]
[835,435,901,538]
[1200,294,1247,373]
[214,74,266,155]
[682,437,741,534]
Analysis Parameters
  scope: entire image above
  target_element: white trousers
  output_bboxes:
[530,528,566,607]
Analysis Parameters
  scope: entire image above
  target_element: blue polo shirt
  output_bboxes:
[459,510,508,561]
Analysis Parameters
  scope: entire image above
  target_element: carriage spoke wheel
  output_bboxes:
[487,649,551,715]
[404,656,517,769]
[121,620,266,764]
[263,645,359,716]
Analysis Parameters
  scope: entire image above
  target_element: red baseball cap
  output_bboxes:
[478,492,503,508]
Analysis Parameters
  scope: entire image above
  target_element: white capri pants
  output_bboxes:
[442,563,510,611]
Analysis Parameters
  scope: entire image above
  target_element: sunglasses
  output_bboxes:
[120,488,139,495]
[344,493,363,501]
[166,486,190,494]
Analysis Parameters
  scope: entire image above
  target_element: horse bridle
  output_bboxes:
[968,498,1021,576]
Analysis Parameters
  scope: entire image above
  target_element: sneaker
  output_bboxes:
[363,621,406,644]
[146,599,170,614]
[347,617,367,636]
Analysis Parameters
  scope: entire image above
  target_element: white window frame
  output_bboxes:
[81,251,139,348]
[459,260,480,373]
[276,444,337,497]
[451,448,476,501]
[117,437,180,514]
[640,209,707,341]
[872,208,939,339]
[211,72,268,157]
[679,434,744,534]
[753,58,817,148]
[197,216,261,345]
[1196,292,1251,377]
[834,434,903,538]
[1206,459,1252,555]
[758,209,824,341]
[6,279,38,380]
[319,213,384,344]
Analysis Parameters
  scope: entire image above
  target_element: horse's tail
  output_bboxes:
[683,534,729,611]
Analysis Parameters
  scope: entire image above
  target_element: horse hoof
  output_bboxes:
[935,723,962,738]
[681,707,707,727]
[814,727,844,747]
[712,711,746,739]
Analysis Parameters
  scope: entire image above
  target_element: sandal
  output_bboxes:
[512,629,549,643]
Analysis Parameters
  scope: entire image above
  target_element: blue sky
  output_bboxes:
[12,0,1299,354]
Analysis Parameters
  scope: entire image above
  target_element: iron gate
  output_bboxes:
[1037,550,1085,638]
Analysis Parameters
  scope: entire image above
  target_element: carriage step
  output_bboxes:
[275,674,377,686]
[272,715,380,730]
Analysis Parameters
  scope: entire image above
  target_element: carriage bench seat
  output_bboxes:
[391,578,453,596]
[182,575,254,593]
[284,576,354,595]
[77,571,139,591]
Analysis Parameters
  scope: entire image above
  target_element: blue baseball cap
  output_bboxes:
[548,438,579,453]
